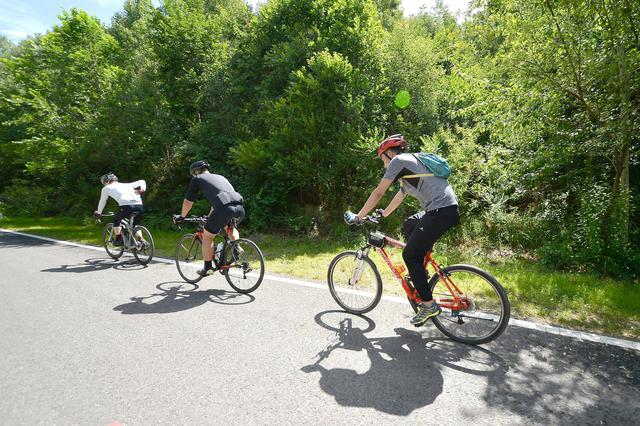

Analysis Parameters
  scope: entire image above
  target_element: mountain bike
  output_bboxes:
[173,215,265,294]
[99,212,154,265]
[327,211,510,344]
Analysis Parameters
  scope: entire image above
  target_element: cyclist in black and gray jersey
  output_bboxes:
[174,161,245,276]
[345,135,460,327]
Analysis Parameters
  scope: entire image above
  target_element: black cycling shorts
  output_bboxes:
[205,204,245,235]
[113,205,143,227]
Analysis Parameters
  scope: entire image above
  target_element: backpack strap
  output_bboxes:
[399,154,434,186]
[399,173,433,186]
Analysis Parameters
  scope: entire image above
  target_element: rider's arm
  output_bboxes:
[356,178,393,219]
[180,178,199,217]
[96,187,109,214]
[130,180,146,192]
[382,190,406,217]
[180,199,193,217]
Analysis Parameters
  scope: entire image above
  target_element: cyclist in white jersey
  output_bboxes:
[94,172,146,246]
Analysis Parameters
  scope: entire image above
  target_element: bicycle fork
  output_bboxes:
[350,248,370,286]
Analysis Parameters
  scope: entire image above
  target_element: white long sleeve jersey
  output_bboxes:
[96,180,146,214]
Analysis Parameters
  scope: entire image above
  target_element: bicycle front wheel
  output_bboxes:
[132,225,154,265]
[175,234,204,284]
[224,238,265,294]
[102,223,124,260]
[327,251,382,314]
[429,265,510,345]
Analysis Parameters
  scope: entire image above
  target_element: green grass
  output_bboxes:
[1,216,638,339]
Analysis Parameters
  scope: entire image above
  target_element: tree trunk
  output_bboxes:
[601,39,631,246]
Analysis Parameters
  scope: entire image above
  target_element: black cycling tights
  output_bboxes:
[402,206,460,302]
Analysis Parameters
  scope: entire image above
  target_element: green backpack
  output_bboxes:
[400,153,451,185]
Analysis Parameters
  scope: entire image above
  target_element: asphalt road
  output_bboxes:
[1,231,639,425]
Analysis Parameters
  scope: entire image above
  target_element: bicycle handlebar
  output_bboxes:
[348,209,384,227]
[172,214,207,229]
[95,212,115,224]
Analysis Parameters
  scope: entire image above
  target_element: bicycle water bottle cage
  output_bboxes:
[368,231,386,248]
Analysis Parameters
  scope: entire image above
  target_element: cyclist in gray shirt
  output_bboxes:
[345,135,460,327]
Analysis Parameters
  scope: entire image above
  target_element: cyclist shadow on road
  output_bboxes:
[113,281,255,315]
[41,257,146,273]
[301,310,508,416]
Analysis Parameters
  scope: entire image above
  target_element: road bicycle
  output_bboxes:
[99,212,154,265]
[327,211,510,344]
[173,216,265,294]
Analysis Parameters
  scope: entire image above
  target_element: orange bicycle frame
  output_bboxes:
[375,236,469,311]
[192,225,232,272]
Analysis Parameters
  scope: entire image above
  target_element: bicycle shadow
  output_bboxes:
[301,310,508,416]
[113,281,255,315]
[41,257,146,273]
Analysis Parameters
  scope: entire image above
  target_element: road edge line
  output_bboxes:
[2,228,639,351]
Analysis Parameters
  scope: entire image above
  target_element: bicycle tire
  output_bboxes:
[224,238,265,294]
[327,251,383,314]
[102,223,124,260]
[175,233,204,284]
[132,225,154,265]
[429,264,510,345]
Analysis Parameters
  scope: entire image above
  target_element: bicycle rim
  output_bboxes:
[224,238,264,293]
[132,226,154,265]
[175,234,204,284]
[327,251,382,314]
[102,223,123,259]
[430,265,510,345]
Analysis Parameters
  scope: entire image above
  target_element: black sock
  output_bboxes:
[204,260,212,270]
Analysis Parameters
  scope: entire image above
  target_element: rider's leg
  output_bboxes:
[403,207,459,326]
[132,206,144,240]
[402,211,425,241]
[202,229,215,262]
[226,207,245,259]
[402,207,460,302]
[112,209,126,245]
[225,225,239,241]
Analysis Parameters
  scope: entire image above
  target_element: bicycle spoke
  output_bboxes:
[224,239,264,293]
[175,234,203,283]
[328,251,382,314]
[431,266,509,344]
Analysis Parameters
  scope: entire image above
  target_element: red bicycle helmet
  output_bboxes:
[377,134,406,157]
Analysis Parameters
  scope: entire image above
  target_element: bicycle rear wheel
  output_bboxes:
[132,225,154,265]
[429,265,510,345]
[102,223,124,260]
[327,251,382,314]
[224,238,265,294]
[175,234,204,284]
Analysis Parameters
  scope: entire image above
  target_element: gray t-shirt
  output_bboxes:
[383,153,458,212]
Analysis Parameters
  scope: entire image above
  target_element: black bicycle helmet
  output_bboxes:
[189,160,210,176]
[100,172,118,185]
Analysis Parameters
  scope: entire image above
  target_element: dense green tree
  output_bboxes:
[1,9,120,211]
[0,0,636,276]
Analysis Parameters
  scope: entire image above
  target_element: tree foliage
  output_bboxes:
[0,0,637,277]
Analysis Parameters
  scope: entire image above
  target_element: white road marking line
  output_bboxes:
[2,228,639,351]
